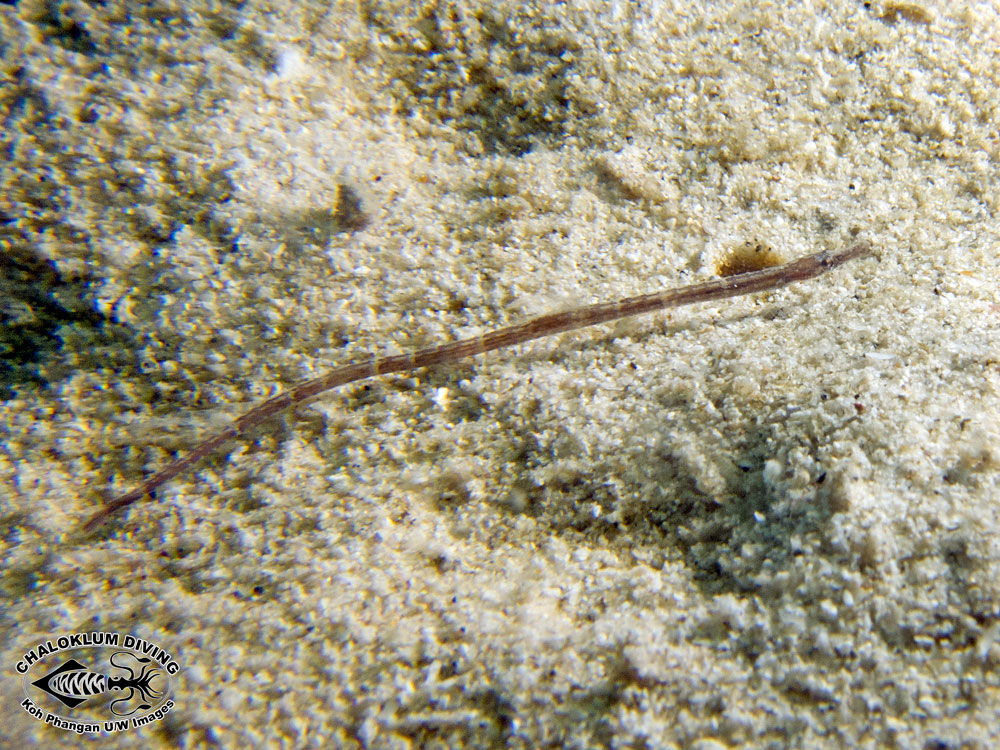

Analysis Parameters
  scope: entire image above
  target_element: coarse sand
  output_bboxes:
[2,0,1000,746]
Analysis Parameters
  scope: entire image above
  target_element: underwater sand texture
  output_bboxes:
[3,0,1000,746]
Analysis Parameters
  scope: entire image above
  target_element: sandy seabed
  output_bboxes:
[3,0,1000,747]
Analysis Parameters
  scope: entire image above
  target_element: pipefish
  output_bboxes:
[84,240,872,531]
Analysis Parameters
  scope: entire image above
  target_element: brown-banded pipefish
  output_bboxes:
[84,240,872,531]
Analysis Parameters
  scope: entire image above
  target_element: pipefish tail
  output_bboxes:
[83,240,872,532]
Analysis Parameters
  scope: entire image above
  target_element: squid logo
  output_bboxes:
[17,632,178,734]
[31,652,164,716]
